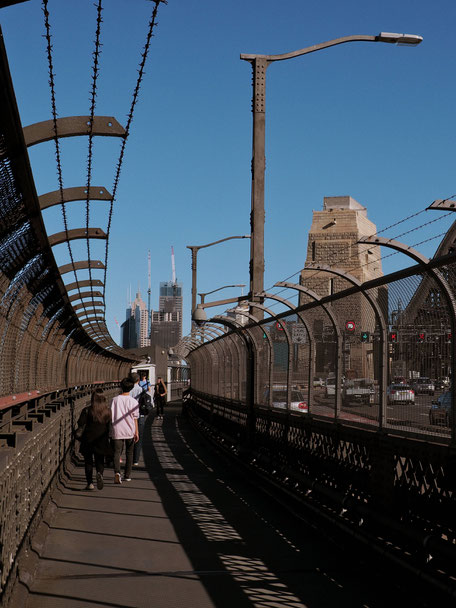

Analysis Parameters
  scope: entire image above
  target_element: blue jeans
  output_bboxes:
[133,415,146,463]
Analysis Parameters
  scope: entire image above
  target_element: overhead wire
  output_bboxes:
[85,0,104,334]
[42,0,85,331]
[103,0,167,301]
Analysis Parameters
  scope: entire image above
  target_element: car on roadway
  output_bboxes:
[387,383,415,404]
[429,391,453,426]
[325,377,336,397]
[272,388,308,414]
[313,377,325,388]
[411,377,435,395]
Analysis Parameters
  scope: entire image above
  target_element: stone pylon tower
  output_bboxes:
[300,196,384,379]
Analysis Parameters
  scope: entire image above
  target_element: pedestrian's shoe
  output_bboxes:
[133,462,139,466]
[86,483,95,490]
[124,477,132,482]
[114,472,122,484]
[96,472,104,490]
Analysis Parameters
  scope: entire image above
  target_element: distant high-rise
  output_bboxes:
[150,280,183,350]
[121,288,150,349]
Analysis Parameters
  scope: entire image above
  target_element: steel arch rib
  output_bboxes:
[257,290,315,411]
[358,235,456,442]
[304,264,388,426]
[224,307,274,407]
[275,281,343,416]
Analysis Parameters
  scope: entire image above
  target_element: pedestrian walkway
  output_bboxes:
[19,403,438,608]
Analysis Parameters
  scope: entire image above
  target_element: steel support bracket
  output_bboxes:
[58,260,105,275]
[49,227,106,247]
[69,291,103,303]
[39,186,112,211]
[23,116,125,147]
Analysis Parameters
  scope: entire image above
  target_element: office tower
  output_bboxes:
[121,288,150,349]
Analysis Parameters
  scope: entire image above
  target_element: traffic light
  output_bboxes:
[446,332,452,343]
[418,332,425,343]
[389,331,398,342]
[360,331,369,343]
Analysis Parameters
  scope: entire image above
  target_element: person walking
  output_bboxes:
[131,372,152,466]
[111,377,139,484]
[154,376,167,420]
[76,389,113,491]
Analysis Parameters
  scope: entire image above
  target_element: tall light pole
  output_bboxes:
[187,235,250,323]
[199,284,246,305]
[241,32,423,313]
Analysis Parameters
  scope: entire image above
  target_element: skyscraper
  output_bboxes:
[121,288,150,349]
[150,280,183,350]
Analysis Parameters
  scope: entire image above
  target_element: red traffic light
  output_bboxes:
[390,332,398,342]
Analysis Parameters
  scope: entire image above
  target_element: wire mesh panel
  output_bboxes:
[386,272,453,438]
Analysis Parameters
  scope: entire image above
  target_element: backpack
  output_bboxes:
[138,389,152,415]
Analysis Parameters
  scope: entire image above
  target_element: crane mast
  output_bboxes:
[171,246,176,284]
[147,250,151,334]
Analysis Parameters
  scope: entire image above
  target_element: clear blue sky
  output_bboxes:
[1,0,455,341]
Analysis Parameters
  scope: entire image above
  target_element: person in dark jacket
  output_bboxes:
[76,389,113,490]
[154,376,167,420]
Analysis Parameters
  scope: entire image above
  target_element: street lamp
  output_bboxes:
[192,295,250,325]
[199,284,246,305]
[241,31,423,309]
[187,236,250,321]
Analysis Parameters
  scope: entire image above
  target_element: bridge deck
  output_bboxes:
[18,403,437,608]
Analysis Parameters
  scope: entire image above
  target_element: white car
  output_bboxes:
[272,389,308,414]
[387,383,415,404]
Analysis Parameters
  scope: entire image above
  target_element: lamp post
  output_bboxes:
[199,284,246,305]
[187,236,250,323]
[241,32,423,312]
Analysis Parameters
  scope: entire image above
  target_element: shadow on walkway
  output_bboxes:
[19,403,435,608]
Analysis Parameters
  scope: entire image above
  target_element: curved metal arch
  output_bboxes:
[275,281,343,416]
[190,325,224,343]
[73,300,104,312]
[358,235,456,441]
[58,260,105,275]
[39,186,112,211]
[209,314,258,408]
[66,279,104,292]
[77,309,105,321]
[225,306,274,407]
[257,290,315,411]
[69,290,103,303]
[195,328,223,343]
[49,227,107,247]
[305,264,388,425]
[201,323,227,337]
[23,116,126,147]
[201,316,252,402]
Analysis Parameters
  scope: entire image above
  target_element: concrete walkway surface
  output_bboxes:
[17,403,439,608]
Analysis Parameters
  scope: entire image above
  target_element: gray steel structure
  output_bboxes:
[180,243,456,596]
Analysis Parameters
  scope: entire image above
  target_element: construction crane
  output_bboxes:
[171,246,177,295]
[147,250,151,334]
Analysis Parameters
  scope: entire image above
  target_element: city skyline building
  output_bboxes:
[150,280,183,351]
[121,287,150,349]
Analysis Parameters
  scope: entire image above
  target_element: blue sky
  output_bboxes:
[1,0,455,341]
